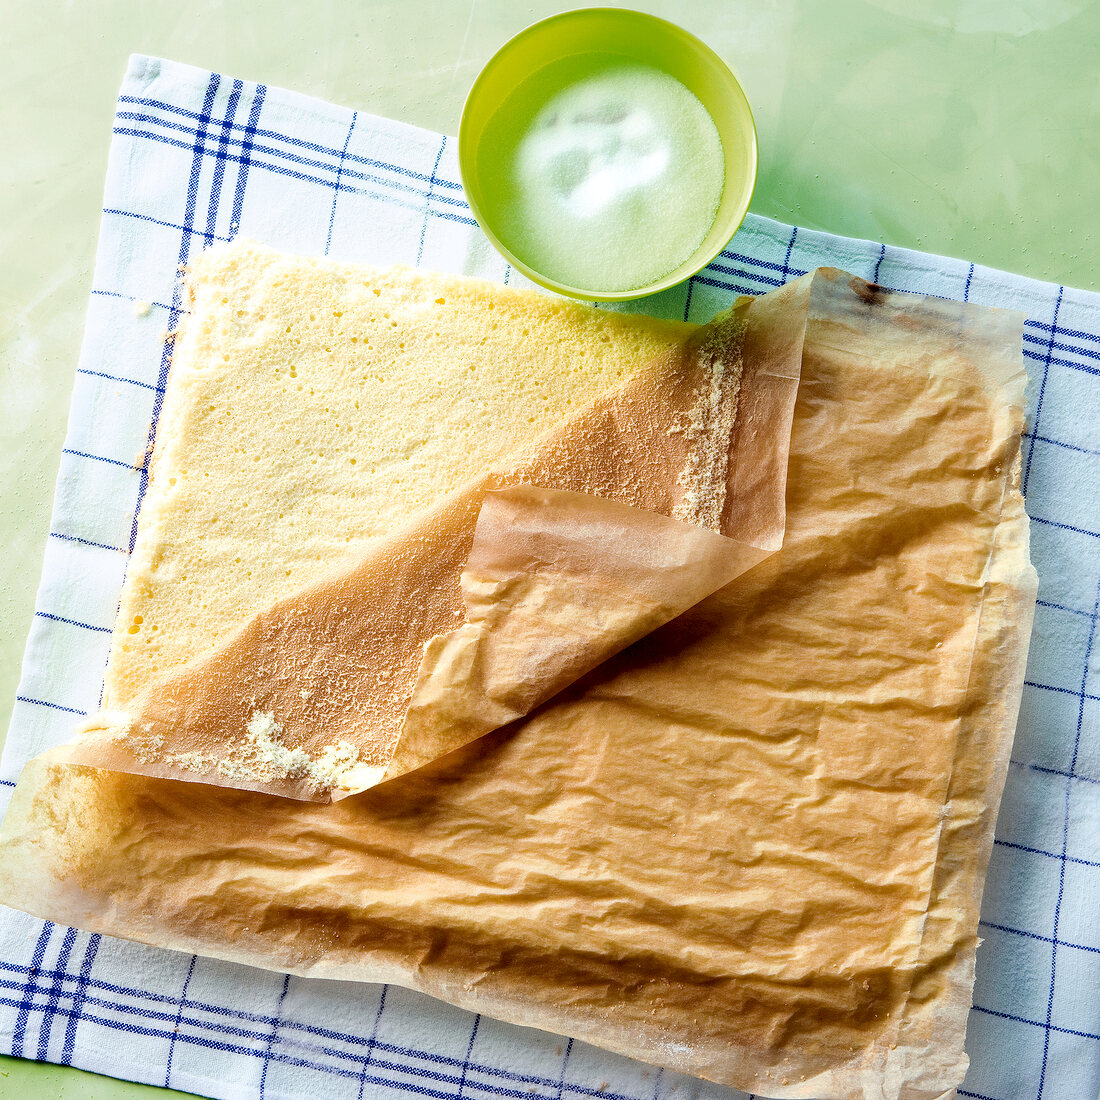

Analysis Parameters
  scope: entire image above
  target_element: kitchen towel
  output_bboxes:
[1,55,1097,1100]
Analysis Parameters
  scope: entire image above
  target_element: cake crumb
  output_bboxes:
[671,315,744,530]
[159,709,361,793]
[85,713,166,765]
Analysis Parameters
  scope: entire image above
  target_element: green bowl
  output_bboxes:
[458,7,758,302]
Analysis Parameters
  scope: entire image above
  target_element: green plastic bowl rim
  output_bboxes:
[458,6,758,302]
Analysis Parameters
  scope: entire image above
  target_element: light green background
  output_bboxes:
[1,1,1098,1096]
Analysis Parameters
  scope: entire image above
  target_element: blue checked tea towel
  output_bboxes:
[1,54,1098,1100]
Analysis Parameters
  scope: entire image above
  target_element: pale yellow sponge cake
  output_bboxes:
[104,241,690,710]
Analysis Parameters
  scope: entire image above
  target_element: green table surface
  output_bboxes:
[2,1,1098,1096]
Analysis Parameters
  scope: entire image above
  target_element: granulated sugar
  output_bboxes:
[488,56,725,293]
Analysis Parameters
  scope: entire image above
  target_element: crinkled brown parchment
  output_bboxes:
[0,269,1036,1100]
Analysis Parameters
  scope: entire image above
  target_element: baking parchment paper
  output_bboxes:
[53,274,809,801]
[0,270,1036,1100]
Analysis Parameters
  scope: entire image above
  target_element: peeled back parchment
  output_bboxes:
[0,268,1036,1100]
[53,273,809,800]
